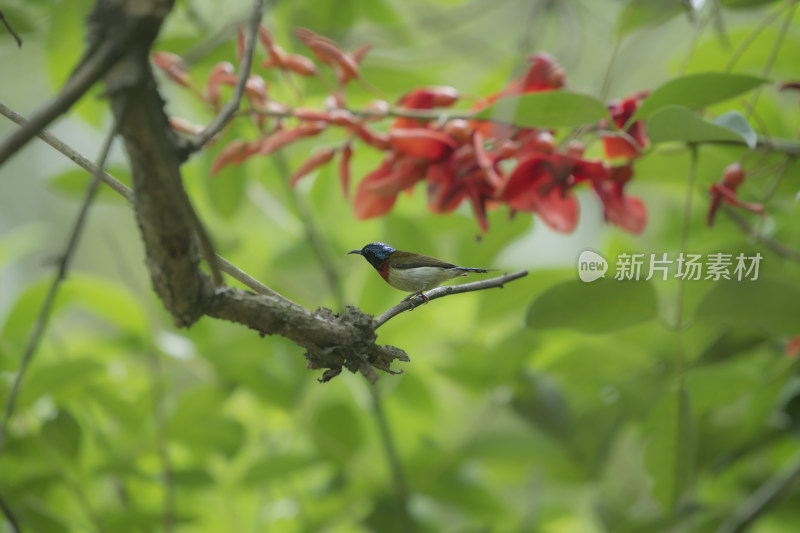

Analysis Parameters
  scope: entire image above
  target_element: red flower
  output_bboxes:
[707,162,765,227]
[392,86,459,129]
[500,53,565,96]
[498,150,607,233]
[603,91,649,159]
[786,336,800,359]
[152,51,192,88]
[353,156,426,219]
[591,164,647,234]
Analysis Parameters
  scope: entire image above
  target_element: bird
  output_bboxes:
[348,242,489,303]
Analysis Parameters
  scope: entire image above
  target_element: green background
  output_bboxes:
[1,0,800,531]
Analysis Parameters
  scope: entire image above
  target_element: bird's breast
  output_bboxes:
[386,266,462,292]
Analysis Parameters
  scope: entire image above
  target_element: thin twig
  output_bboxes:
[176,0,264,289]
[187,0,264,152]
[716,450,800,533]
[374,270,529,328]
[0,102,133,199]
[744,1,798,119]
[237,106,800,156]
[600,34,622,101]
[368,387,414,526]
[0,10,22,47]
[0,102,280,297]
[0,111,122,454]
[725,0,798,72]
[721,205,800,263]
[214,255,281,297]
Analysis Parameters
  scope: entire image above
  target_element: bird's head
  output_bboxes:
[348,242,396,270]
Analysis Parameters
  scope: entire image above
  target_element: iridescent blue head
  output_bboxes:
[348,242,396,270]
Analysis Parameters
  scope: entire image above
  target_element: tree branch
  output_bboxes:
[374,270,529,328]
[90,0,407,381]
[2,98,403,382]
[237,108,800,156]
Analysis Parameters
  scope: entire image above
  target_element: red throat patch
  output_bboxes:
[378,262,390,282]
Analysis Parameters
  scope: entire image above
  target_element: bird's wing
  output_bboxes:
[387,251,456,270]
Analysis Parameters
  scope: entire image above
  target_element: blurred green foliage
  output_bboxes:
[1,0,800,532]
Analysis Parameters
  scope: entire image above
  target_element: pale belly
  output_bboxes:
[386,267,464,292]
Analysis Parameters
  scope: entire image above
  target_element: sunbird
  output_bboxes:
[348,242,489,302]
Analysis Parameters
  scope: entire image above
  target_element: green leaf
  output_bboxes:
[473,92,611,129]
[685,365,759,415]
[645,385,695,513]
[1,274,149,348]
[0,223,48,266]
[48,167,129,203]
[422,471,505,517]
[634,73,767,120]
[169,413,245,458]
[615,0,685,38]
[168,386,244,457]
[15,503,69,533]
[242,452,321,485]
[512,373,572,442]
[171,469,214,487]
[204,153,247,218]
[720,0,782,7]
[694,279,800,335]
[41,410,81,460]
[647,105,751,146]
[310,401,364,463]
[19,359,104,409]
[712,111,758,149]
[526,279,658,334]
[697,328,767,365]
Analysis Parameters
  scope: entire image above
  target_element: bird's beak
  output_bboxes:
[347,249,362,255]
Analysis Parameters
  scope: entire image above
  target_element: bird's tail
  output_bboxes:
[453,267,490,273]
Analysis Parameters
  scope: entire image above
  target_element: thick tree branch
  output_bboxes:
[87,0,407,381]
[2,98,400,380]
[374,270,530,328]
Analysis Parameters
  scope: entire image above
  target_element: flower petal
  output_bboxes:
[290,148,337,187]
[353,160,399,219]
[388,129,458,161]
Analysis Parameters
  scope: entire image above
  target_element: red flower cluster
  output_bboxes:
[153,26,651,234]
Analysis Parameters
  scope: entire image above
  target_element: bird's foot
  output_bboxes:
[402,290,429,309]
